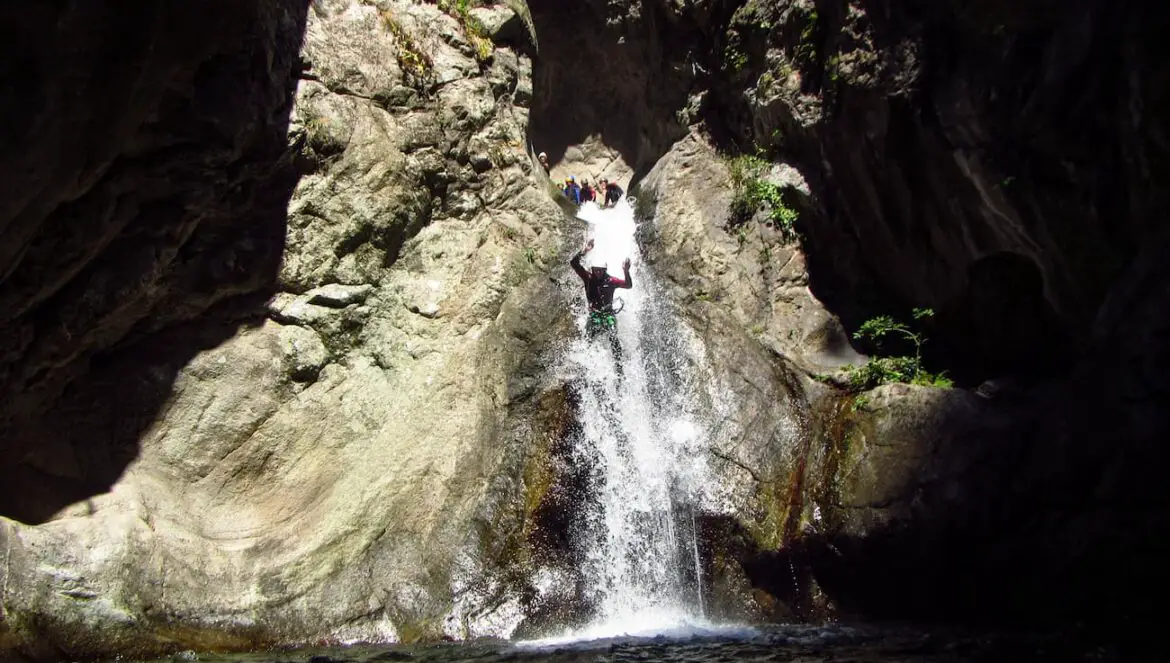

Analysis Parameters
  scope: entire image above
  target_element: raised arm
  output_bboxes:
[612,258,633,289]
[570,240,594,282]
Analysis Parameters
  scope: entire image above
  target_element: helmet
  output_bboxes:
[538,151,547,159]
[569,175,576,182]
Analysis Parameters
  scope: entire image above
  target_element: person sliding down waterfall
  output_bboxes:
[570,239,632,370]
[601,179,624,208]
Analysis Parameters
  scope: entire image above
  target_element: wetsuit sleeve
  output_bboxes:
[570,251,589,283]
[610,267,632,290]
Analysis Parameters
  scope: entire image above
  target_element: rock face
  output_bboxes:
[639,132,860,374]
[525,0,724,175]
[1,0,573,658]
[617,0,1170,633]
[0,0,308,524]
[706,0,1169,384]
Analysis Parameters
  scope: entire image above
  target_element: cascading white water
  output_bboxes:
[556,199,720,638]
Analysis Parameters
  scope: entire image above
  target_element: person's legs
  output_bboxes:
[586,312,602,339]
[585,312,623,376]
[605,316,623,377]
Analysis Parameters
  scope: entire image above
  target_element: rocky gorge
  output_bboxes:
[1,0,1168,660]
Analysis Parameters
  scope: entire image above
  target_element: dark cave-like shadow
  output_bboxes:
[0,1,312,524]
[691,0,1170,637]
[696,0,1119,387]
[704,320,1170,635]
[525,0,720,184]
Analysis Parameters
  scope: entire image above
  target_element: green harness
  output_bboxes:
[586,310,617,336]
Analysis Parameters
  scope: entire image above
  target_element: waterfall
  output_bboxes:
[558,199,717,638]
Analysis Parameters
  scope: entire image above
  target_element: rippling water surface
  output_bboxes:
[140,624,1134,663]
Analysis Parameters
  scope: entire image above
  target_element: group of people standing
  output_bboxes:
[561,175,625,208]
[538,152,625,208]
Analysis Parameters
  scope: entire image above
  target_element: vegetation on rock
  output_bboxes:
[379,9,434,82]
[439,0,494,63]
[846,309,953,390]
[727,154,799,242]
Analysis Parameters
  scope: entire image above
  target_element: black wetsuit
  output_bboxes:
[604,183,624,207]
[571,250,633,365]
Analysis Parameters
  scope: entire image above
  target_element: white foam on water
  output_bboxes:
[517,617,761,650]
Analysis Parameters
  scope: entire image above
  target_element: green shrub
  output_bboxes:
[736,224,751,246]
[826,53,841,83]
[725,44,749,72]
[792,8,820,66]
[758,71,775,93]
[498,223,520,241]
[299,112,344,159]
[845,308,952,390]
[727,155,799,241]
[463,14,493,62]
[912,371,955,389]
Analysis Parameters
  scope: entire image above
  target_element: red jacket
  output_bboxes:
[570,251,632,311]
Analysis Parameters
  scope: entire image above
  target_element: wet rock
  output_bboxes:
[469,152,494,173]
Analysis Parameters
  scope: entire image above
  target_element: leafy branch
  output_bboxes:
[846,308,953,390]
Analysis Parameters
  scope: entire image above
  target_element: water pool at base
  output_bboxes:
[135,623,1136,663]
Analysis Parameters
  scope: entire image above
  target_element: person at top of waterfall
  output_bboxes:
[538,151,550,174]
[564,176,581,205]
[597,178,622,208]
[603,180,625,208]
[580,179,596,203]
[570,239,632,336]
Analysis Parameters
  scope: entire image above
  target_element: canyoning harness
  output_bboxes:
[586,309,618,335]
[586,299,624,336]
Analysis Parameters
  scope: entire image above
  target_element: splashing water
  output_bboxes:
[552,199,723,640]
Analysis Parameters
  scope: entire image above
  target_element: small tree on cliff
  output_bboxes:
[847,308,952,389]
